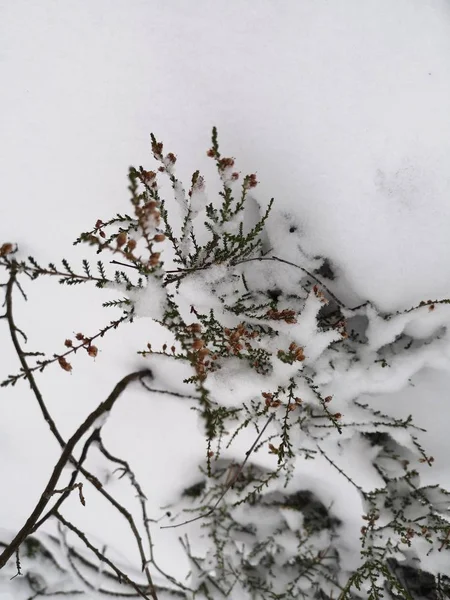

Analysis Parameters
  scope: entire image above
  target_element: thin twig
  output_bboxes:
[10,549,21,580]
[162,413,275,529]
[110,260,140,271]
[0,369,151,571]
[32,428,100,532]
[139,379,199,401]
[55,513,152,600]
[234,255,346,308]
[97,434,192,593]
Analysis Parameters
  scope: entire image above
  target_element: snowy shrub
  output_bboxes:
[1,130,450,599]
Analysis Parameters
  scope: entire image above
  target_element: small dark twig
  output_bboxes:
[51,483,86,507]
[234,255,346,308]
[55,513,153,600]
[97,433,191,593]
[32,428,100,533]
[140,378,199,401]
[162,413,275,529]
[10,549,21,580]
[110,259,140,270]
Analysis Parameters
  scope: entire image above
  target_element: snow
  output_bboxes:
[2,0,450,597]
[126,275,168,321]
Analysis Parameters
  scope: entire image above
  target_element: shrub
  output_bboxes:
[1,130,449,599]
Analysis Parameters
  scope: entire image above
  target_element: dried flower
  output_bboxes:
[244,173,258,189]
[116,232,127,248]
[87,345,98,357]
[0,243,14,257]
[218,157,235,171]
[149,253,161,267]
[58,356,72,372]
[142,170,156,182]
[151,139,163,157]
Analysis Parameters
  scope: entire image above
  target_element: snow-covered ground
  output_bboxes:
[2,0,450,597]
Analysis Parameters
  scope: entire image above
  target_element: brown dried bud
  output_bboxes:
[75,333,85,341]
[197,348,210,360]
[58,356,72,372]
[324,395,333,403]
[333,413,342,420]
[153,233,166,243]
[149,253,161,266]
[99,230,106,238]
[165,152,176,164]
[145,201,158,211]
[87,345,98,357]
[192,338,205,350]
[295,348,305,361]
[206,148,216,158]
[152,140,164,156]
[116,232,127,248]
[127,239,137,251]
[64,339,73,347]
[218,157,235,171]
[95,219,103,229]
[244,173,258,188]
[0,243,14,257]
[142,170,156,182]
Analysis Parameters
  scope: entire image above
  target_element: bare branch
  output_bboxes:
[55,512,153,600]
[0,368,151,571]
[162,413,275,530]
